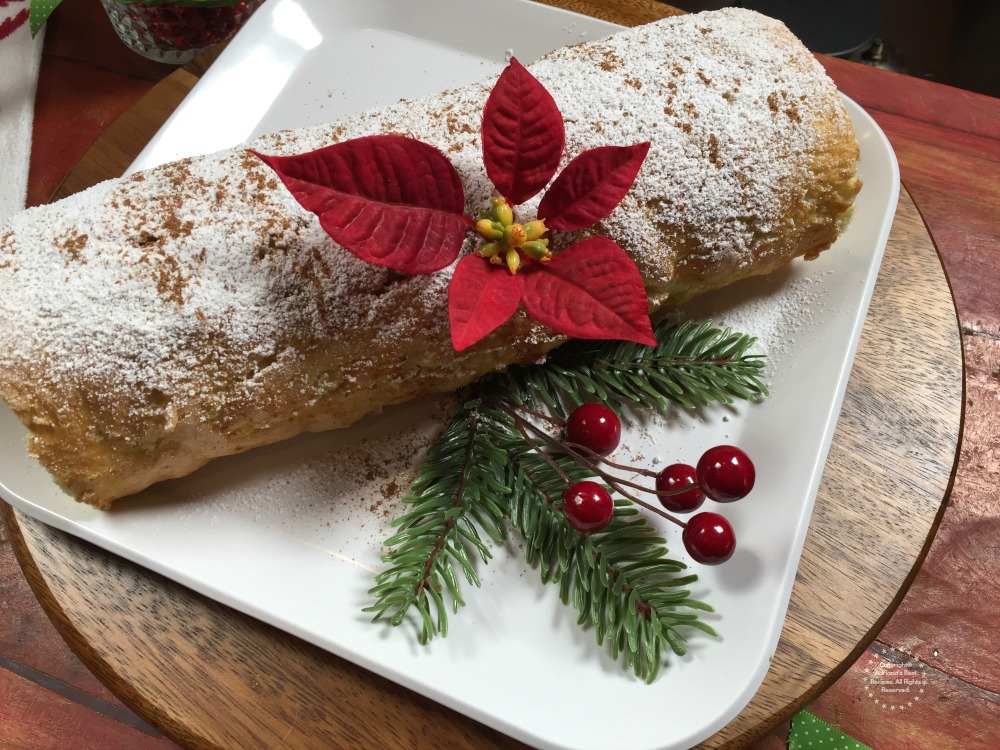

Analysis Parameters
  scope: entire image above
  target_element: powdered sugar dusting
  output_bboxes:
[676,267,834,365]
[0,8,857,502]
[114,395,454,563]
[531,9,851,289]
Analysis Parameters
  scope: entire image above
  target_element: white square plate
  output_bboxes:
[0,1,899,748]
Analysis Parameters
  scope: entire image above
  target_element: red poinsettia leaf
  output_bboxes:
[538,143,651,231]
[482,58,565,206]
[251,135,468,274]
[448,255,523,351]
[519,237,655,345]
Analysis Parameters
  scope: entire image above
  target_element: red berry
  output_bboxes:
[696,445,755,502]
[134,1,256,48]
[561,481,614,533]
[565,403,621,457]
[682,512,736,564]
[655,463,705,512]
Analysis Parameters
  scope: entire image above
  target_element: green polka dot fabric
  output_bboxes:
[788,711,873,750]
[29,0,64,36]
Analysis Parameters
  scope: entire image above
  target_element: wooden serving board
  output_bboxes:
[5,1,963,748]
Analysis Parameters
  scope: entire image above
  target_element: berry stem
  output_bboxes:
[505,403,684,493]
[561,439,658,478]
[494,399,687,529]
[512,416,572,486]
[511,402,566,430]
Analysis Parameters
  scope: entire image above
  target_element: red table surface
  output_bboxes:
[4,1,1000,747]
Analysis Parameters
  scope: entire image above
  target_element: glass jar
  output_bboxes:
[99,0,265,65]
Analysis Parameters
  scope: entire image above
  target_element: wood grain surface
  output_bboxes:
[4,1,963,748]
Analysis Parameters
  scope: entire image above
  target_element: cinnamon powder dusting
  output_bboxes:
[0,9,853,491]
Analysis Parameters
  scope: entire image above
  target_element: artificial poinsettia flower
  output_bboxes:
[253,57,655,352]
[449,58,654,351]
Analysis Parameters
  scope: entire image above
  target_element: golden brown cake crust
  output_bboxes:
[0,9,860,507]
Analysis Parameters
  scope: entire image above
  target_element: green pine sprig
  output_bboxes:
[504,318,767,416]
[503,445,715,682]
[366,319,767,680]
[365,399,514,643]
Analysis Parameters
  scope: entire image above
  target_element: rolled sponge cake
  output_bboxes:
[0,9,860,507]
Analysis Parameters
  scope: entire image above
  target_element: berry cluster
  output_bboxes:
[557,403,754,565]
[128,1,256,49]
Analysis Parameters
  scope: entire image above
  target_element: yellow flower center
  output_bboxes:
[475,197,550,273]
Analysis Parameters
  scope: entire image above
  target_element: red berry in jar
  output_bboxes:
[561,481,614,533]
[655,463,705,513]
[133,1,258,50]
[696,445,755,502]
[565,403,621,457]
[682,512,736,565]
